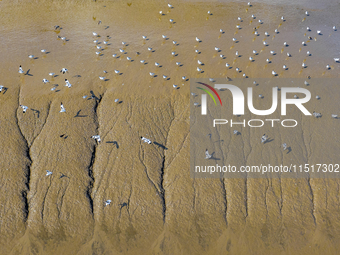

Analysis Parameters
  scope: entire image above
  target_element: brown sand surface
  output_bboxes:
[0,0,339,254]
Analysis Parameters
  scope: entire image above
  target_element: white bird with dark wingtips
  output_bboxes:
[65,79,72,88]
[18,65,24,74]
[105,200,111,206]
[205,149,212,159]
[141,136,152,144]
[92,135,101,143]
[46,170,53,176]
[60,68,68,74]
[60,103,66,113]
[261,134,268,143]
[20,105,28,113]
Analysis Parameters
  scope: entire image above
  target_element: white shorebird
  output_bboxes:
[96,45,102,50]
[93,40,98,44]
[141,136,152,144]
[169,19,174,23]
[155,62,160,67]
[41,49,47,53]
[142,35,147,39]
[95,51,101,55]
[236,25,241,29]
[182,76,187,80]
[171,51,176,56]
[305,11,309,16]
[238,17,242,21]
[254,31,258,35]
[20,105,28,113]
[99,76,105,80]
[333,26,337,31]
[326,64,331,69]
[46,170,53,176]
[176,62,181,66]
[127,57,132,61]
[283,65,287,69]
[233,130,239,135]
[304,80,309,86]
[272,70,277,76]
[172,40,177,45]
[28,55,34,59]
[205,149,212,159]
[283,41,288,46]
[313,111,322,118]
[220,29,224,33]
[316,95,320,100]
[195,37,201,42]
[149,72,155,77]
[105,200,111,206]
[331,114,338,118]
[0,85,3,92]
[307,51,311,56]
[264,32,269,36]
[261,134,268,143]
[114,99,119,103]
[60,68,68,74]
[252,50,257,54]
[287,52,291,57]
[119,48,125,53]
[92,135,101,143]
[195,49,200,53]
[275,29,279,33]
[249,57,253,61]
[235,51,239,56]
[65,79,72,88]
[281,16,285,20]
[270,50,275,55]
[60,103,66,113]
[197,67,202,72]
[42,79,49,84]
[114,70,120,74]
[112,54,117,58]
[302,62,306,68]
[225,63,230,67]
[259,94,263,98]
[317,30,321,35]
[251,14,255,18]
[266,58,270,63]
[18,65,24,74]
[173,84,178,89]
[334,58,340,63]
[235,67,240,72]
[147,47,152,51]
[214,47,220,51]
[232,37,237,42]
[121,41,127,45]
[198,60,203,65]
[282,143,288,151]
[103,41,108,44]
[140,60,145,64]
[302,41,306,46]
[49,72,55,76]
[162,35,167,39]
[92,32,98,36]
[162,75,167,79]
[263,41,268,46]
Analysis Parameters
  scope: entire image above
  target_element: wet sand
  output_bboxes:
[0,0,340,254]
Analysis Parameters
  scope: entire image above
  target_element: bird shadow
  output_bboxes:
[31,109,40,118]
[119,73,123,75]
[45,52,51,54]
[178,64,183,67]
[25,69,33,76]
[59,173,70,179]
[55,90,61,92]
[106,141,119,148]
[90,90,100,100]
[73,75,81,78]
[33,57,39,60]
[74,110,88,118]
[264,138,274,144]
[1,87,8,94]
[200,71,204,73]
[153,75,158,78]
[60,134,68,139]
[286,147,292,154]
[105,26,110,29]
[104,79,110,81]
[220,31,225,34]
[166,77,171,80]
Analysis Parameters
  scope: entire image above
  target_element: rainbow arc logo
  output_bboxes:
[196,82,222,106]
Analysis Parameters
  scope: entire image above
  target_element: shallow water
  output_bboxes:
[0,0,340,254]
